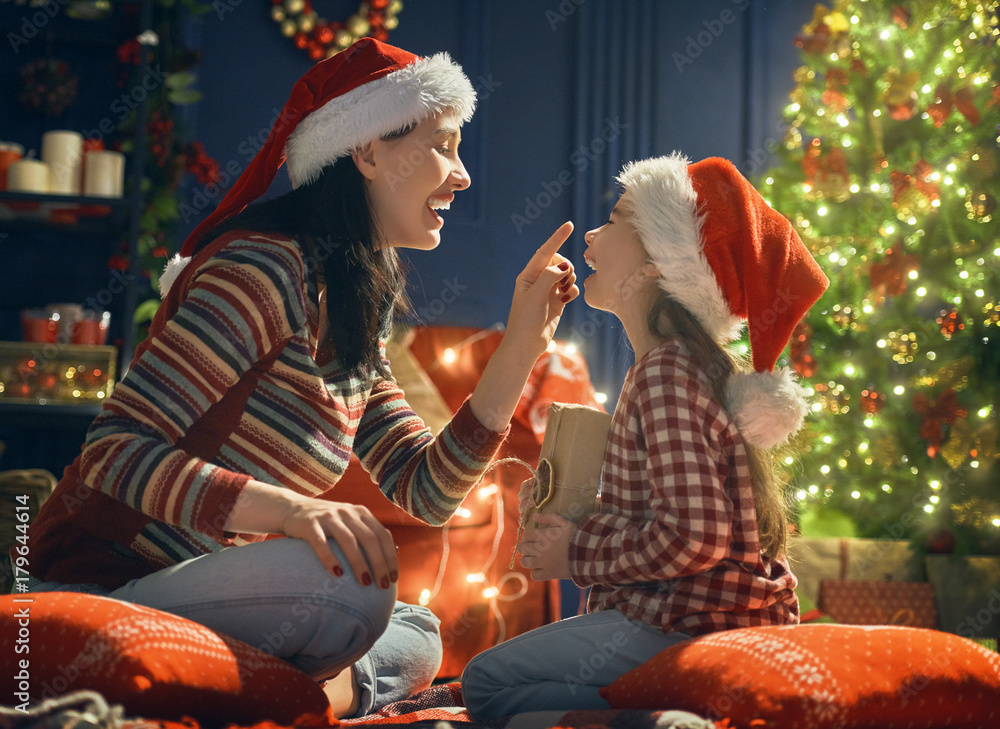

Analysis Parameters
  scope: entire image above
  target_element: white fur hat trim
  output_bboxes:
[284,52,476,188]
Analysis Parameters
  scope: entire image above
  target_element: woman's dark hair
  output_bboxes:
[647,294,790,560]
[195,154,411,378]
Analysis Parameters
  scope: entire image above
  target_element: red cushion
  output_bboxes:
[600,624,1000,728]
[0,592,334,726]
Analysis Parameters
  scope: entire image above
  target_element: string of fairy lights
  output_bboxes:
[415,337,591,643]
[408,323,634,639]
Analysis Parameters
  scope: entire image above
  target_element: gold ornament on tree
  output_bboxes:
[883,69,921,120]
[832,305,859,330]
[872,435,901,469]
[941,418,999,470]
[885,330,919,364]
[952,497,1000,530]
[983,301,1000,327]
[965,188,996,222]
[910,356,974,391]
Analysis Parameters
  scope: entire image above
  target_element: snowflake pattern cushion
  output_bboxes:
[600,623,1000,728]
[0,593,334,725]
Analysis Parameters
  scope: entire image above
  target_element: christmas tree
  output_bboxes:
[759,0,1000,555]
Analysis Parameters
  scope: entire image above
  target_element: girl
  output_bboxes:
[23,39,578,717]
[462,153,829,718]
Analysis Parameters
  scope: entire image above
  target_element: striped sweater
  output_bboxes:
[28,231,507,588]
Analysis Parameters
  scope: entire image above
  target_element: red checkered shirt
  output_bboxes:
[569,339,799,637]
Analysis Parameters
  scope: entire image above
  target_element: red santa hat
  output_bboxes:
[161,38,476,295]
[618,153,830,449]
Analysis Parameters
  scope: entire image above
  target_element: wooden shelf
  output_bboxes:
[0,401,102,428]
[0,191,130,237]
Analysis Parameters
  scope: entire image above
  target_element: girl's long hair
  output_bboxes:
[194,154,411,378]
[647,294,790,560]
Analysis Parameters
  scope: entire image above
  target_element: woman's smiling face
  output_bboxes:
[356,109,471,251]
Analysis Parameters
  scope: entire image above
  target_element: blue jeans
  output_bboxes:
[27,537,442,716]
[461,609,690,720]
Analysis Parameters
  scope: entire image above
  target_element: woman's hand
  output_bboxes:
[517,512,573,581]
[467,222,579,433]
[225,480,398,589]
[504,221,579,362]
[280,498,399,589]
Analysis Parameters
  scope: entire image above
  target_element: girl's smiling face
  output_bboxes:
[582,199,658,320]
[355,109,471,251]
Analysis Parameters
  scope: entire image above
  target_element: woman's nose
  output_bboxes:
[451,156,471,191]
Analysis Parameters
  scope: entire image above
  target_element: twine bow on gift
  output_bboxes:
[466,456,542,570]
[481,456,554,570]
[887,606,917,626]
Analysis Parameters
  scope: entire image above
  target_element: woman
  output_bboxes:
[462,153,829,718]
[23,39,578,717]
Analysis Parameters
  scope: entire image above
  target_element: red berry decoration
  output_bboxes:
[936,308,965,339]
[860,389,885,415]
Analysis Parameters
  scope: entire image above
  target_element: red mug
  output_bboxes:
[21,308,58,343]
[72,310,111,345]
[0,142,25,191]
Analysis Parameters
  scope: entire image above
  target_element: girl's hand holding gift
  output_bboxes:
[517,512,574,581]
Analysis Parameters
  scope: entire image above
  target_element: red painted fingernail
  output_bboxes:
[333,566,344,577]
[561,294,572,303]
[558,262,570,271]
[362,572,372,586]
[380,576,390,589]
[560,275,570,287]
[390,570,398,583]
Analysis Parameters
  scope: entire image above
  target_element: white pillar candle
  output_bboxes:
[6,158,49,193]
[83,150,125,197]
[41,130,84,195]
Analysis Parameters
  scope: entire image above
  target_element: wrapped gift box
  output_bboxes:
[0,341,116,405]
[527,402,612,528]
